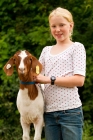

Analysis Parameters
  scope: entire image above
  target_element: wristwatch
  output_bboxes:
[50,76,56,85]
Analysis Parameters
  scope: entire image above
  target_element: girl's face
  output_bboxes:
[49,15,73,43]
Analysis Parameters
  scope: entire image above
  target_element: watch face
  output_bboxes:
[51,76,56,81]
[51,76,56,85]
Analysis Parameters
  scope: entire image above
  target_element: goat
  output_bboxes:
[3,50,44,140]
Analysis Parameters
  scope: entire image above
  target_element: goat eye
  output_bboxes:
[30,58,32,62]
[13,58,16,62]
[28,59,32,64]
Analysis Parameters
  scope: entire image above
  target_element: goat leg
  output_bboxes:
[33,117,44,140]
[21,118,30,140]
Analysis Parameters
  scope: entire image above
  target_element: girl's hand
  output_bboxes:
[33,74,50,84]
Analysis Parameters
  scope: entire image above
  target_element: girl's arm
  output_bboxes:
[35,74,85,88]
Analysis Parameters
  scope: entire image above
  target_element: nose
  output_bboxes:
[56,26,60,32]
[18,67,25,73]
[19,67,25,71]
[18,60,25,72]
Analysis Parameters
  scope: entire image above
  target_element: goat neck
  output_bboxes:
[19,71,38,100]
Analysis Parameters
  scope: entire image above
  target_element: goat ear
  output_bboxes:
[3,57,14,76]
[32,56,42,75]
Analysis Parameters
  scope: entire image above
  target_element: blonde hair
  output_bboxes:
[49,7,74,40]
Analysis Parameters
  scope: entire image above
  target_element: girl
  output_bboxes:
[35,7,86,140]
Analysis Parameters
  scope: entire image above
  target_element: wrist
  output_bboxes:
[44,77,51,84]
[50,76,56,85]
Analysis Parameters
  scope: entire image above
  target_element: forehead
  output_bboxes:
[18,50,27,59]
[49,16,69,25]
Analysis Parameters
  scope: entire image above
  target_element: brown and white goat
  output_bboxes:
[3,50,44,140]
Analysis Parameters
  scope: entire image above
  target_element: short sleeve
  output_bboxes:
[73,42,86,76]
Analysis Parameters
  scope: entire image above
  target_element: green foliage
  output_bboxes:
[0,125,22,140]
[83,45,93,121]
[0,0,93,139]
[83,120,93,140]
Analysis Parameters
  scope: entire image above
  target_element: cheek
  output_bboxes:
[63,26,70,34]
[50,29,56,37]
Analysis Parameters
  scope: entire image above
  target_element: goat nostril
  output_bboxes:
[19,68,25,72]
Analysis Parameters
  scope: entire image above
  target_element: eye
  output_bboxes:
[13,58,16,64]
[60,23,65,27]
[26,58,32,64]
[13,58,16,62]
[29,58,32,63]
[51,25,56,28]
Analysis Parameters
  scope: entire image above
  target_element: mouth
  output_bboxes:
[55,34,62,38]
[18,69,25,74]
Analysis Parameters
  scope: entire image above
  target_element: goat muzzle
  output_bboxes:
[18,68,25,74]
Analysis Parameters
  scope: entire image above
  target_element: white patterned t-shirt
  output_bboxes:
[39,42,86,112]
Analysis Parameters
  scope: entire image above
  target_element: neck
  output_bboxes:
[19,71,34,84]
[56,40,73,46]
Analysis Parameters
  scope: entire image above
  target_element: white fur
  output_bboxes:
[17,85,44,140]
[6,64,11,69]
[18,51,27,70]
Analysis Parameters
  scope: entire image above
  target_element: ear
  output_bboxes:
[31,55,42,75]
[3,57,14,76]
[70,22,74,31]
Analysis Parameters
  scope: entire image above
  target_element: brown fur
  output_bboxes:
[3,50,42,100]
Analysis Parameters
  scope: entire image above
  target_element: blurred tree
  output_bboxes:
[0,0,93,139]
